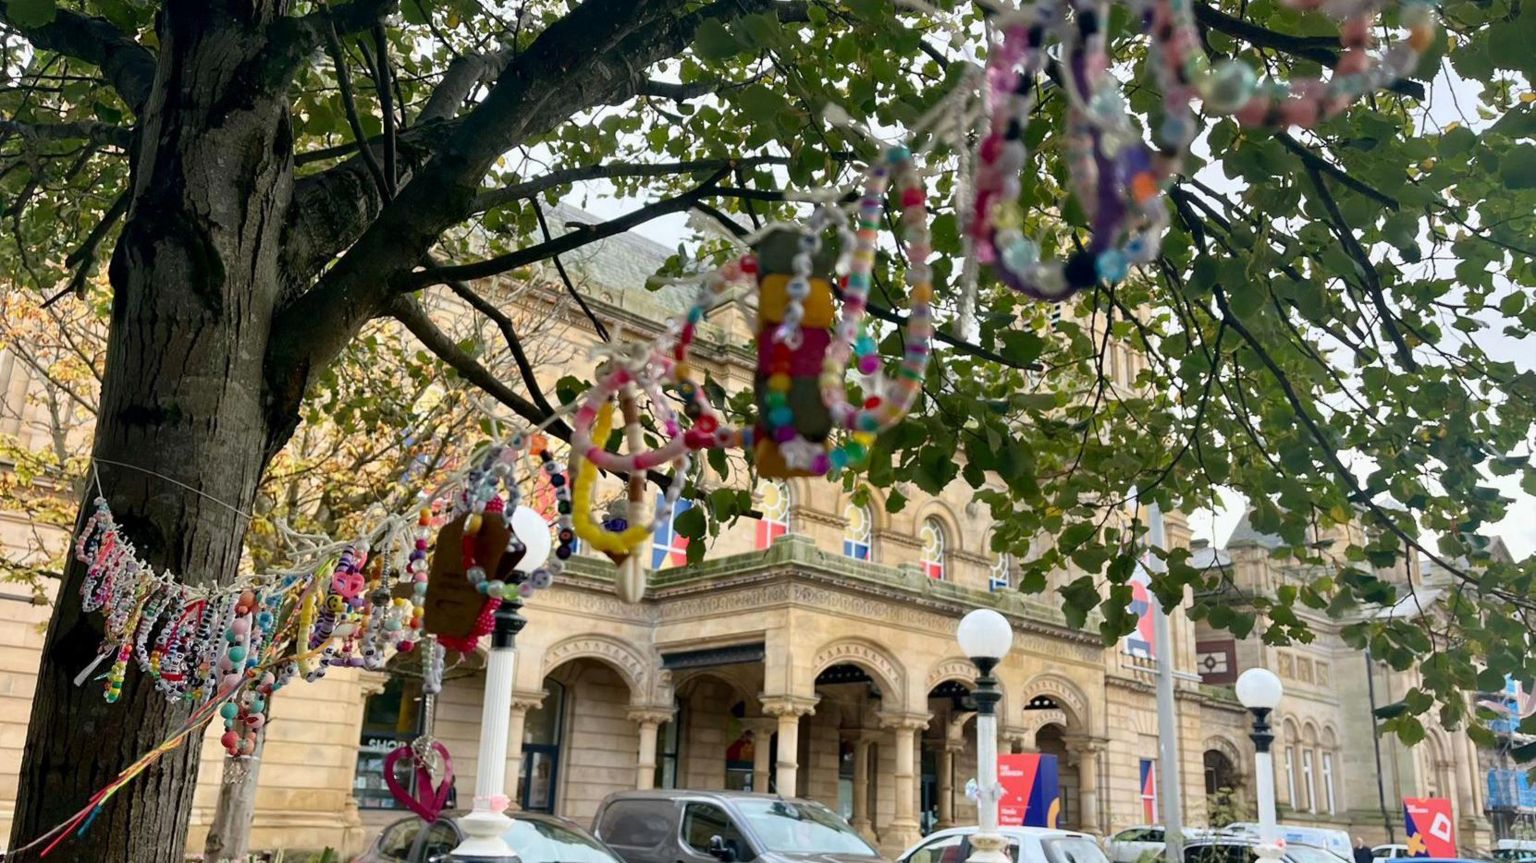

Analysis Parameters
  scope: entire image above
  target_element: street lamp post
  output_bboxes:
[1236,668,1285,863]
[958,609,1014,863]
[452,508,550,862]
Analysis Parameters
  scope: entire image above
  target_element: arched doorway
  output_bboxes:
[1204,749,1237,796]
[532,656,641,822]
[1035,723,1077,828]
[921,680,976,834]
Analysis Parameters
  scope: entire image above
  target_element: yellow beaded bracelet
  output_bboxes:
[571,402,654,555]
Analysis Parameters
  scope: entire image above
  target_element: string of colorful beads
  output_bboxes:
[526,444,575,597]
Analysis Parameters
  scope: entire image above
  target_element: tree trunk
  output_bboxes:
[205,725,267,863]
[9,5,298,860]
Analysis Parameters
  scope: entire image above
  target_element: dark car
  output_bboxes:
[592,790,886,863]
[352,810,624,863]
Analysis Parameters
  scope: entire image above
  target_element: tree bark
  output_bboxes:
[204,726,267,863]
[8,6,298,861]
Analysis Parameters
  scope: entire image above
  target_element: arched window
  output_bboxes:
[1321,727,1339,814]
[1281,718,1300,808]
[920,518,946,580]
[755,480,792,550]
[652,496,692,570]
[1301,724,1319,812]
[990,552,1012,592]
[843,502,873,561]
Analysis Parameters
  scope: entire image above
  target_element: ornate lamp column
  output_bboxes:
[1237,668,1285,863]
[957,609,1013,863]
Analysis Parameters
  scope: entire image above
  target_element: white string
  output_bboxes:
[91,457,256,522]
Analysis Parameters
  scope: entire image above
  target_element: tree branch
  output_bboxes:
[1193,2,1427,101]
[532,199,610,343]
[0,1,156,111]
[389,294,570,439]
[472,156,789,214]
[1302,163,1418,370]
[0,119,131,149]
[405,170,730,289]
[324,21,391,201]
[1276,132,1398,210]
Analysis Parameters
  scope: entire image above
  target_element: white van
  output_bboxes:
[1222,823,1352,859]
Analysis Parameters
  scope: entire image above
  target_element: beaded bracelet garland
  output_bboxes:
[570,144,933,478]
[969,0,1437,301]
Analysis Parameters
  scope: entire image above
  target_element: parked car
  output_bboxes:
[898,825,1109,863]
[1222,824,1352,859]
[352,810,624,863]
[1108,826,1208,863]
[1373,843,1412,863]
[1184,838,1350,863]
[593,790,883,863]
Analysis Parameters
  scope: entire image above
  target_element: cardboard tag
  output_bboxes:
[420,514,521,640]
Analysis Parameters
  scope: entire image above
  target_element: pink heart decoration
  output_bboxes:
[383,741,455,822]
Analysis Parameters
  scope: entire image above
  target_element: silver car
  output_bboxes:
[593,790,885,863]
[352,810,624,863]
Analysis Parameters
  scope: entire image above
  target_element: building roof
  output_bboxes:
[1189,540,1232,570]
[545,202,697,318]
[1222,508,1283,550]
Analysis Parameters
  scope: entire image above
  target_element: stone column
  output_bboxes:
[629,707,675,791]
[849,732,878,842]
[745,719,778,793]
[503,693,545,807]
[937,740,963,830]
[880,712,931,853]
[762,695,818,797]
[1065,736,1107,834]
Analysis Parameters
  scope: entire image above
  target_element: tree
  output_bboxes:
[1,0,1534,858]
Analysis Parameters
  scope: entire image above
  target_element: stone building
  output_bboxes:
[0,209,1504,857]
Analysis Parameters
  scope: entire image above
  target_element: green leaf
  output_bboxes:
[1500,144,1536,189]
[8,0,56,26]
[693,19,741,60]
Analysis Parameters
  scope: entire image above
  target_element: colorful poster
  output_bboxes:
[1124,564,1156,659]
[1140,758,1158,822]
[1403,797,1456,858]
[998,753,1061,828]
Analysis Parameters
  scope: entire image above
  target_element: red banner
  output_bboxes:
[998,754,1060,828]
[1403,797,1456,858]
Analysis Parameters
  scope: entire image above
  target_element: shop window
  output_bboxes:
[354,677,438,811]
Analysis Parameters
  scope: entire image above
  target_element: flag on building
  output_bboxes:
[1140,758,1157,822]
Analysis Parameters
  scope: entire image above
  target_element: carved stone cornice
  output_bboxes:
[627,706,676,726]
[878,711,933,732]
[760,694,819,717]
[1063,734,1109,755]
[511,690,547,712]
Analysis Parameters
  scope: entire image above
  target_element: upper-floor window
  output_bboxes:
[920,518,946,580]
[755,480,791,550]
[843,502,873,561]
[990,552,1012,592]
[652,496,692,570]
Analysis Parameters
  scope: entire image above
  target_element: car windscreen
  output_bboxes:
[1186,845,1257,863]
[733,799,878,857]
[506,817,621,863]
[1287,846,1349,863]
[1044,836,1112,863]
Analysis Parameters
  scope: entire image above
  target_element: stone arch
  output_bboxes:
[925,655,1009,718]
[672,667,759,712]
[841,485,890,533]
[1203,735,1247,797]
[810,637,906,711]
[1203,734,1246,768]
[1020,671,1093,732]
[540,633,657,705]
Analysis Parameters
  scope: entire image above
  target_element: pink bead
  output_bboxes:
[231,618,250,636]
[245,713,266,729]
[220,731,239,750]
[858,355,881,375]
[1279,99,1319,128]
[901,187,925,208]
[1338,49,1369,75]
[1236,97,1270,126]
[221,674,242,692]
[979,134,1003,163]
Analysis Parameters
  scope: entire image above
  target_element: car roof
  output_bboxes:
[923,825,1097,841]
[600,790,815,805]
